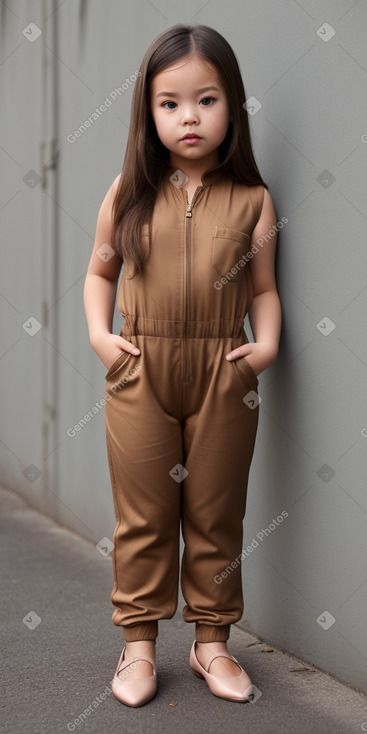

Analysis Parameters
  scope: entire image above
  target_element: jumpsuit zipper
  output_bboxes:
[183,186,204,383]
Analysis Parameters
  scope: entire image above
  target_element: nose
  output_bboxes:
[181,104,199,125]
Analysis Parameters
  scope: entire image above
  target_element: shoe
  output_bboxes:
[111,643,157,707]
[189,640,253,703]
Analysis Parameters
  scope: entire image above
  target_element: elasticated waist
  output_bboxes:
[121,315,245,339]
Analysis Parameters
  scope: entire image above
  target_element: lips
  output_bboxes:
[182,133,202,140]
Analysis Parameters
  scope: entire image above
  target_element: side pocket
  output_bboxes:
[104,350,132,381]
[232,355,259,392]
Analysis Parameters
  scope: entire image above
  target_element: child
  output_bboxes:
[84,23,282,707]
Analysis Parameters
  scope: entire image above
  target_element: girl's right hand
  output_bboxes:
[90,332,140,371]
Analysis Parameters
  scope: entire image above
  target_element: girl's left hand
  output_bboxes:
[225,342,277,378]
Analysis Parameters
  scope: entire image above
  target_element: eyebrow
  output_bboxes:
[156,86,220,98]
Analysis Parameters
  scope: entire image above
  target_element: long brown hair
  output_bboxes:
[111,24,268,276]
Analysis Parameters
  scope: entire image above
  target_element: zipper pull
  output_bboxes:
[186,204,192,218]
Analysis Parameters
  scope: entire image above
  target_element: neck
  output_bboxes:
[168,150,220,184]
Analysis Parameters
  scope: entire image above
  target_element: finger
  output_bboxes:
[225,349,240,360]
[120,338,140,355]
[225,347,248,360]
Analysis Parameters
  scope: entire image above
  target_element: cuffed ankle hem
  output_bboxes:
[195,623,230,642]
[122,621,158,641]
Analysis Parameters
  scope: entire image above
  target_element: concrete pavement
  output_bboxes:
[1,485,367,734]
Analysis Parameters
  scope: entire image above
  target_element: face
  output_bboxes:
[149,54,231,173]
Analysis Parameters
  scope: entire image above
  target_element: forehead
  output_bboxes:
[150,54,222,94]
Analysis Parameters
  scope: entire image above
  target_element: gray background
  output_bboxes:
[1,0,366,694]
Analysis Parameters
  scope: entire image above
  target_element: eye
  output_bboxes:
[162,101,177,109]
[200,97,215,106]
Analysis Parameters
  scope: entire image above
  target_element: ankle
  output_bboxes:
[196,641,228,652]
[125,639,155,656]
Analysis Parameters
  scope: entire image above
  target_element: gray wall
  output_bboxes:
[1,0,366,693]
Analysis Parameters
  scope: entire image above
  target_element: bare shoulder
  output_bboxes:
[105,172,121,204]
[252,186,277,237]
[248,185,278,293]
[87,174,124,279]
[98,173,121,218]
[260,186,276,218]
[111,172,122,193]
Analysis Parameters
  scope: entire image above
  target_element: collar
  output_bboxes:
[165,163,226,189]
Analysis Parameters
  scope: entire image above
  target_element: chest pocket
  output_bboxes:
[211,227,250,281]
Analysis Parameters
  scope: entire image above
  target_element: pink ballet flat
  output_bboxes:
[111,644,157,707]
[189,640,253,702]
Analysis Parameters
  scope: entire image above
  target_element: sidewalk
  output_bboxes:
[1,485,367,734]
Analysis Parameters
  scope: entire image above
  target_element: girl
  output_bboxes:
[84,24,281,707]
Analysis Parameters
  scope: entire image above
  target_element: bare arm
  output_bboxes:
[83,174,140,370]
[226,188,282,376]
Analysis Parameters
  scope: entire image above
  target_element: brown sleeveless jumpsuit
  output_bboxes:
[104,165,265,643]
